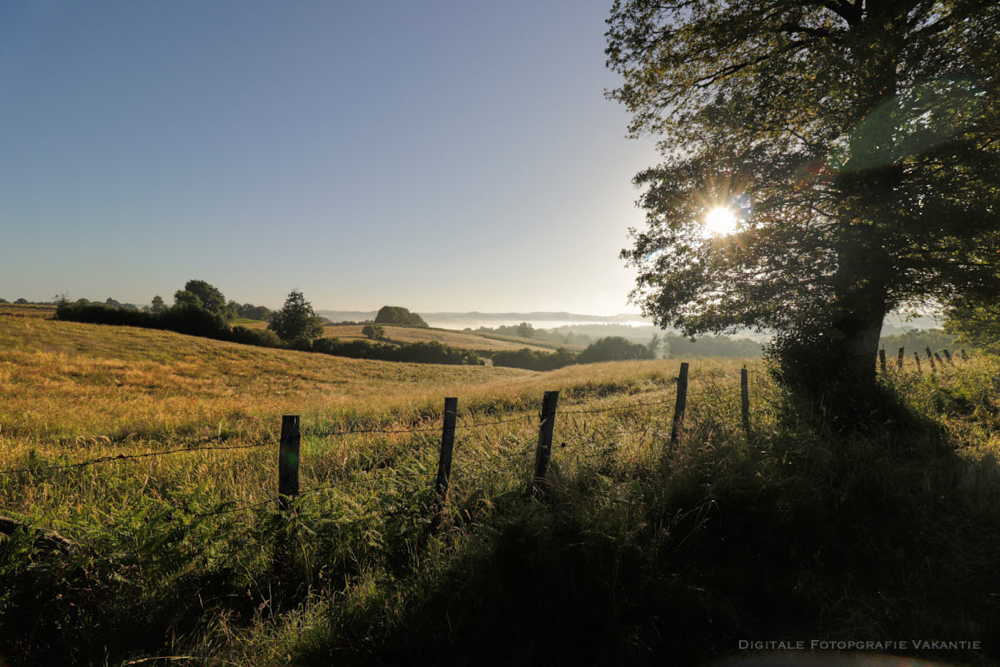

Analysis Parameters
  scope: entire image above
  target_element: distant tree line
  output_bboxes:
[54,282,479,366]
[473,321,764,359]
[492,336,655,371]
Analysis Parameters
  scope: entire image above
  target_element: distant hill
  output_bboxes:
[316,310,653,328]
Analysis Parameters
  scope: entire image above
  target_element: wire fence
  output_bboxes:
[0,352,978,547]
[0,394,674,477]
[0,364,747,530]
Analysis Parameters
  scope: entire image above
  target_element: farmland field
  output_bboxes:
[237,318,562,352]
[2,305,1000,666]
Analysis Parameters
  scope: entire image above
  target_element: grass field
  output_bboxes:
[239,318,562,353]
[2,305,999,666]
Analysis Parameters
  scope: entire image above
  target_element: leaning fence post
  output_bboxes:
[435,397,458,503]
[961,349,969,361]
[926,347,936,373]
[879,348,887,374]
[897,347,905,370]
[531,391,560,497]
[740,365,750,437]
[278,415,301,513]
[942,349,954,365]
[913,352,922,373]
[670,362,690,446]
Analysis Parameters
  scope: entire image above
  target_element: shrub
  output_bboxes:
[158,304,230,338]
[228,326,282,348]
[311,338,479,365]
[55,301,229,340]
[492,348,577,371]
[577,337,654,364]
[362,324,387,340]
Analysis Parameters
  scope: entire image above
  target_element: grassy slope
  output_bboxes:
[241,318,561,352]
[1,306,1000,666]
[0,308,535,443]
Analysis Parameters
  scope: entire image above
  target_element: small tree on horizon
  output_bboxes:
[268,290,324,344]
[362,323,386,340]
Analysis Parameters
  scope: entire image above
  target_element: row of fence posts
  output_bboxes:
[272,361,760,518]
[878,346,968,374]
[275,345,960,519]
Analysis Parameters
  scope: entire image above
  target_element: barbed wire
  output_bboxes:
[0,440,271,476]
[559,397,667,415]
[0,394,675,476]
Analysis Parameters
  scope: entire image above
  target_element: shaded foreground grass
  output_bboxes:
[1,312,999,665]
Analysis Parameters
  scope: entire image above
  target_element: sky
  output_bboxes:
[0,1,661,315]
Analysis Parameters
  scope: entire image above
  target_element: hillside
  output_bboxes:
[0,305,535,445]
[2,303,999,666]
[241,318,560,353]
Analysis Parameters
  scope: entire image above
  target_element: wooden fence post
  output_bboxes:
[435,397,458,503]
[531,391,559,497]
[879,348,887,374]
[934,352,944,366]
[961,349,969,361]
[278,415,300,513]
[926,347,936,373]
[670,362,690,446]
[740,365,750,437]
[914,352,922,373]
[897,347,905,370]
[942,349,954,365]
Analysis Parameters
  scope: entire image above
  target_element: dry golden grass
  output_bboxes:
[0,305,734,527]
[239,319,557,352]
[4,303,1000,667]
[0,312,536,445]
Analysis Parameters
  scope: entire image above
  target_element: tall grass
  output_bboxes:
[1,311,999,665]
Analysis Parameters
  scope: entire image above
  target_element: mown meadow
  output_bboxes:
[1,305,999,666]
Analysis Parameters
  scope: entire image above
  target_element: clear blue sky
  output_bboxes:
[1,1,659,314]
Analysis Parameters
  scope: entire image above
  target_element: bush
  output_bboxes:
[228,326,282,348]
[492,348,577,371]
[577,337,654,364]
[362,324,387,340]
[157,304,230,338]
[311,338,479,365]
[55,301,229,340]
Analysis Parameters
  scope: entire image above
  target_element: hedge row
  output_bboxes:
[492,337,655,371]
[54,302,479,366]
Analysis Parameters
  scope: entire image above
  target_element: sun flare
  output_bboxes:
[704,206,738,236]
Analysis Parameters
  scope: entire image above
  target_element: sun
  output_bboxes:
[704,206,739,236]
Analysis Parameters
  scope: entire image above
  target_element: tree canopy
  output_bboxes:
[175,280,228,319]
[578,336,655,364]
[268,290,324,343]
[944,296,1000,353]
[374,306,428,328]
[607,0,1000,407]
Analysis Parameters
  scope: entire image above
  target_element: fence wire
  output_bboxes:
[0,393,671,477]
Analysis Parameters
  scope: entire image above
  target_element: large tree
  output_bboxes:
[607,1,1000,412]
[268,290,324,343]
[176,279,228,319]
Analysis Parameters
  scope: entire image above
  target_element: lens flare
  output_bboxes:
[705,207,738,236]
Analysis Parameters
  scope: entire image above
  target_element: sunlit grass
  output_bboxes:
[1,308,999,666]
